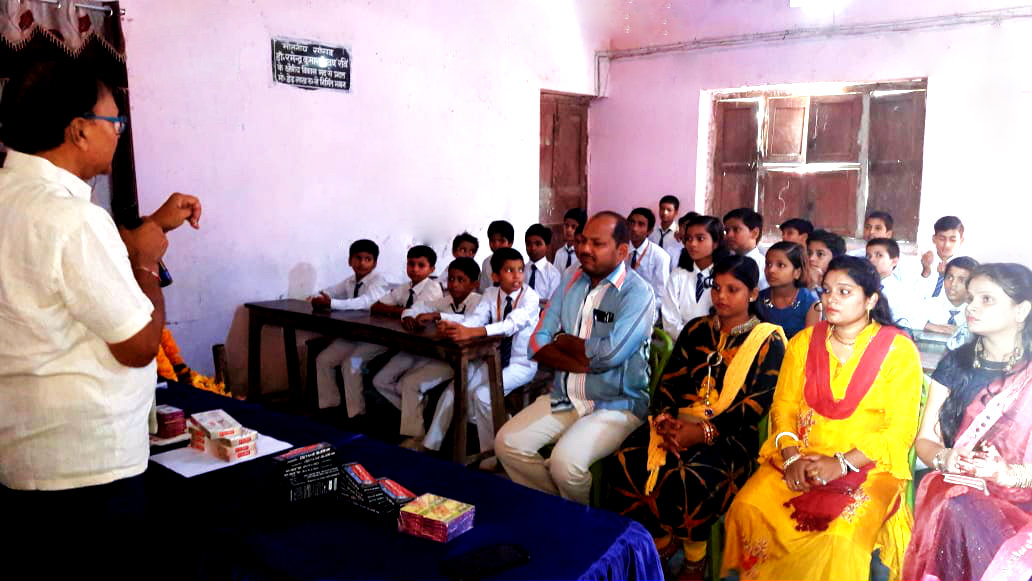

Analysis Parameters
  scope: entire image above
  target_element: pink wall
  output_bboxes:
[589,1,1032,264]
[120,0,606,390]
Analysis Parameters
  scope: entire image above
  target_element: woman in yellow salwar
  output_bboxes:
[721,256,924,581]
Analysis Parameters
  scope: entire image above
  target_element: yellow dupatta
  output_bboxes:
[644,322,787,494]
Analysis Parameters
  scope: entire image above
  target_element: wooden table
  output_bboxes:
[244,299,505,464]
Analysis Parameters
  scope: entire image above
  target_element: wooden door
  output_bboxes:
[808,94,862,163]
[712,100,759,217]
[540,92,589,254]
[868,91,926,241]
[766,97,809,163]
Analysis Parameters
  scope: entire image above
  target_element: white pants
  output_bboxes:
[314,339,387,414]
[495,394,643,505]
[372,354,453,437]
[424,361,536,453]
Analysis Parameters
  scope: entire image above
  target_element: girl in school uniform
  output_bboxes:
[757,241,819,339]
[661,215,730,338]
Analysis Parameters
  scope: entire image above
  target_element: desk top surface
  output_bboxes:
[149,383,661,580]
[245,298,499,347]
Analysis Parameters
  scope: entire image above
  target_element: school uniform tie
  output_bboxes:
[947,310,960,325]
[932,274,945,298]
[696,272,706,302]
[659,229,669,248]
[451,303,465,315]
[499,296,514,368]
[565,247,573,268]
[529,264,538,290]
[630,249,638,269]
[405,288,415,308]
[353,281,363,298]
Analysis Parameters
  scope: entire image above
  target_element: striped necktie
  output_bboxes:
[947,310,959,325]
[696,272,705,302]
[932,274,945,298]
[565,247,572,268]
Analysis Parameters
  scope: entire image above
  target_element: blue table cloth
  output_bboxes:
[150,383,662,580]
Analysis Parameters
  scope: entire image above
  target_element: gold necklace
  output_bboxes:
[830,325,858,346]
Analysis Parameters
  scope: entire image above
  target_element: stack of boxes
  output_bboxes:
[186,409,259,462]
[272,442,342,503]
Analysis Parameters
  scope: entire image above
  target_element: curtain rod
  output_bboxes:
[33,0,113,16]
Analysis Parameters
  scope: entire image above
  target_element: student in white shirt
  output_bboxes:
[662,215,729,338]
[866,238,914,328]
[555,208,586,271]
[437,248,540,456]
[626,207,671,309]
[920,256,978,335]
[371,258,482,446]
[439,232,478,292]
[0,62,203,577]
[919,216,966,300]
[648,195,685,269]
[315,245,442,415]
[848,211,894,257]
[524,223,561,305]
[309,239,389,312]
[479,220,514,292]
[723,207,768,290]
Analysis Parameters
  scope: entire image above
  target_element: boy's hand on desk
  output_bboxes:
[437,320,477,341]
[401,317,419,331]
[415,313,439,325]
[310,292,331,309]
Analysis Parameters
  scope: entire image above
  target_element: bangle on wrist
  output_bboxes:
[775,431,801,449]
[701,421,717,445]
[783,453,803,469]
[933,448,951,473]
[835,452,859,475]
[134,265,160,281]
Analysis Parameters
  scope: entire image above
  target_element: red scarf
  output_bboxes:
[803,321,903,420]
[783,464,874,531]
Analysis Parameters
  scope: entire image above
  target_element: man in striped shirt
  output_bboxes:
[495,211,654,505]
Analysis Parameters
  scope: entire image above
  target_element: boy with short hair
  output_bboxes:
[627,207,671,306]
[372,257,482,446]
[723,207,768,289]
[921,216,965,298]
[452,232,478,259]
[648,194,682,263]
[849,211,895,256]
[524,223,561,304]
[920,256,978,335]
[865,237,912,328]
[315,245,443,417]
[437,248,540,456]
[480,220,514,292]
[555,208,587,271]
[779,218,813,246]
[309,240,391,410]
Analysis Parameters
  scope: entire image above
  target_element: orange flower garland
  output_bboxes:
[155,326,230,397]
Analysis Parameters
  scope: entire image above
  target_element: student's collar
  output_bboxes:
[531,256,549,268]
[631,239,648,252]
[410,277,432,291]
[3,149,93,201]
[501,286,523,300]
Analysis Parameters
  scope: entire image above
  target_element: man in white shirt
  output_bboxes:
[0,62,202,576]
[648,195,684,270]
[626,207,671,312]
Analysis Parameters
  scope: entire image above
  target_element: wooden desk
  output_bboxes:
[244,299,505,464]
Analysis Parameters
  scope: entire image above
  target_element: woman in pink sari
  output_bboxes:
[905,263,1032,581]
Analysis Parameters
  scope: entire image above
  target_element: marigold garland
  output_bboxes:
[155,327,229,397]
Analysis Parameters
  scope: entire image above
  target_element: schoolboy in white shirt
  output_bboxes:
[439,232,478,292]
[371,258,482,446]
[626,207,671,308]
[437,248,540,456]
[309,239,389,313]
[848,211,894,257]
[648,194,684,269]
[555,208,586,271]
[479,220,514,292]
[866,238,914,329]
[723,207,768,290]
[921,256,977,335]
[920,215,966,300]
[315,245,442,416]
[524,223,561,305]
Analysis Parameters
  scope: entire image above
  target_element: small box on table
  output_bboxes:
[397,493,475,542]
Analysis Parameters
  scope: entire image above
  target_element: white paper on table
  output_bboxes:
[149,434,293,478]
